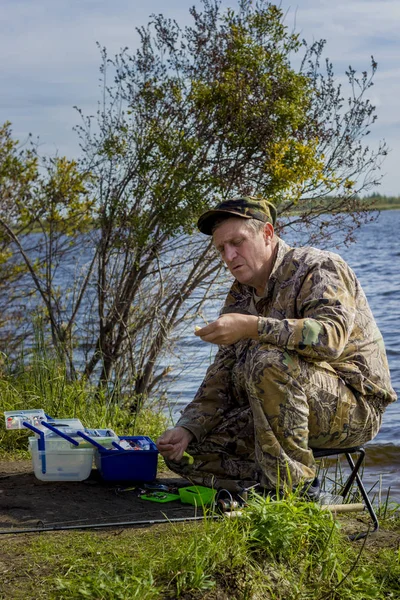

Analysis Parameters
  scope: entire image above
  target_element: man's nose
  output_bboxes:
[224,244,237,262]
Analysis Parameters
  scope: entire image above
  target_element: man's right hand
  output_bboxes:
[156,426,194,462]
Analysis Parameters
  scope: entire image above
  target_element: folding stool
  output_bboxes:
[312,446,379,539]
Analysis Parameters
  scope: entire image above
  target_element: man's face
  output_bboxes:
[212,217,274,294]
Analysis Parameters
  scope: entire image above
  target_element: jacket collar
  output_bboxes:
[261,237,292,294]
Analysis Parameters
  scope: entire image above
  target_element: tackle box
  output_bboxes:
[93,436,158,482]
[3,408,156,483]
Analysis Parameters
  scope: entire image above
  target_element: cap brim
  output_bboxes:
[197,209,255,235]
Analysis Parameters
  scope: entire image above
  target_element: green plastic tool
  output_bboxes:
[141,491,181,503]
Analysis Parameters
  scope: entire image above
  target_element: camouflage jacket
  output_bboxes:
[177,238,397,442]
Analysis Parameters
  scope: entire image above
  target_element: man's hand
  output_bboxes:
[156,426,194,462]
[195,313,258,345]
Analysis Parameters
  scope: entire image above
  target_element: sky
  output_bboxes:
[1,0,399,196]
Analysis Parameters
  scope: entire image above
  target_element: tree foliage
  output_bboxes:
[0,122,93,364]
[0,0,387,403]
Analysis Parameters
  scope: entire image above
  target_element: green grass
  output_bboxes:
[1,495,399,600]
[0,343,169,457]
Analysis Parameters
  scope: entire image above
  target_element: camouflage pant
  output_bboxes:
[166,342,382,491]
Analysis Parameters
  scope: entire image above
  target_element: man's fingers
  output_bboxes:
[195,318,233,345]
[157,443,174,450]
[161,448,183,461]
[157,427,193,460]
[200,335,221,345]
[199,329,226,345]
[195,323,214,336]
[169,452,183,461]
[195,318,225,335]
[195,323,220,340]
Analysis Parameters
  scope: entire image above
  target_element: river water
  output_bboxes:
[167,209,400,501]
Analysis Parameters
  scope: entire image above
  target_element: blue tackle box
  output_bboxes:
[93,436,158,482]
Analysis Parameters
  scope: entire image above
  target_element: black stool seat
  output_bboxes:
[312,446,378,539]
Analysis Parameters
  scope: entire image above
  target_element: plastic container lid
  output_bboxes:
[4,409,46,430]
[35,424,118,449]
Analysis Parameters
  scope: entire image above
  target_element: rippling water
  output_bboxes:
[168,209,400,499]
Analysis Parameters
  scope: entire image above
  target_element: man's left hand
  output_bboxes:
[195,313,258,345]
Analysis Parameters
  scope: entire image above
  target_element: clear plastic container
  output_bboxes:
[40,425,119,449]
[4,409,46,430]
[26,420,118,450]
[30,418,85,449]
[75,429,119,448]
[39,418,85,438]
[29,438,94,481]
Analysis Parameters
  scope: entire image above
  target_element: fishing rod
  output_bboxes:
[0,513,224,535]
[0,502,368,537]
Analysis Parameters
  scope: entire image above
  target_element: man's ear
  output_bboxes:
[263,222,274,244]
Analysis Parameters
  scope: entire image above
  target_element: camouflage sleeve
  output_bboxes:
[175,345,237,442]
[258,255,356,361]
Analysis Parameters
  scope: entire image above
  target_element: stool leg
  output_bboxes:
[344,450,379,535]
[341,450,365,499]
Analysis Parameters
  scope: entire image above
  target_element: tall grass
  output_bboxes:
[0,339,169,455]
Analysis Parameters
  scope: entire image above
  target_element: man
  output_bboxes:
[156,197,397,497]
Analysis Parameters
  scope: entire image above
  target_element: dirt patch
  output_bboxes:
[0,458,197,532]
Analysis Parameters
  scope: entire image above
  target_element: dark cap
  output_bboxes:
[197,196,277,235]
